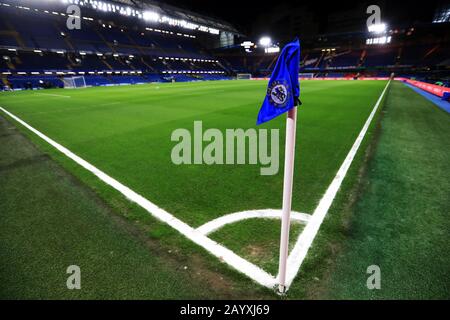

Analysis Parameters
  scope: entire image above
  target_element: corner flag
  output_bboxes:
[256,39,301,293]
[257,39,301,125]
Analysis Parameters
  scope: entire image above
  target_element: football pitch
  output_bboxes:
[1,80,448,298]
[0,80,389,285]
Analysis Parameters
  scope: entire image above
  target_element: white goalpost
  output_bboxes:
[236,73,252,80]
[62,76,87,89]
[299,73,315,79]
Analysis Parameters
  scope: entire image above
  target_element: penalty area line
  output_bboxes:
[35,93,72,98]
[0,106,277,289]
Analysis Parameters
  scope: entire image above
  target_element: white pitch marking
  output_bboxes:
[281,80,391,289]
[0,106,277,289]
[196,209,311,236]
[98,102,121,106]
[35,93,71,98]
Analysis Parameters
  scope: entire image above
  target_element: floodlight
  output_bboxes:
[259,36,272,47]
[241,41,254,48]
[368,23,387,33]
[143,11,160,22]
[265,46,280,54]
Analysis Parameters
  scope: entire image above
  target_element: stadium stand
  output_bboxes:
[0,0,230,89]
[0,0,448,90]
[364,47,399,67]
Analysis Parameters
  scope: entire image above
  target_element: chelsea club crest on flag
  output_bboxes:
[268,80,290,107]
[257,39,301,125]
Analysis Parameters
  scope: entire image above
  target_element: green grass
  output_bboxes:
[0,115,254,299]
[320,82,450,299]
[0,80,387,220]
[0,80,391,298]
[210,219,305,276]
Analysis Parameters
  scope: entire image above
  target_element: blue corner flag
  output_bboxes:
[257,39,301,125]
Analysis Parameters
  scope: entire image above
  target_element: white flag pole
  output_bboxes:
[278,106,297,293]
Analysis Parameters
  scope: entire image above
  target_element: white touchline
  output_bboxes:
[0,106,277,289]
[281,80,391,288]
[0,80,390,292]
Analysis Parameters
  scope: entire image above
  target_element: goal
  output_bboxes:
[236,73,252,80]
[299,73,315,79]
[62,76,87,89]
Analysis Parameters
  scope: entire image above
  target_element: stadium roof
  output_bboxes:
[108,0,242,35]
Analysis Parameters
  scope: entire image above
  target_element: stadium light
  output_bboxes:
[27,0,221,35]
[241,41,255,49]
[265,46,280,54]
[368,23,387,33]
[366,36,392,45]
[143,11,159,22]
[259,36,272,47]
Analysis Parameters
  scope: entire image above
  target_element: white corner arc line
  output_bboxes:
[282,80,391,288]
[0,106,277,289]
[196,209,311,236]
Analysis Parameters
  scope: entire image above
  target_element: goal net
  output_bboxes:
[63,76,86,89]
[236,73,252,80]
[299,73,315,79]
